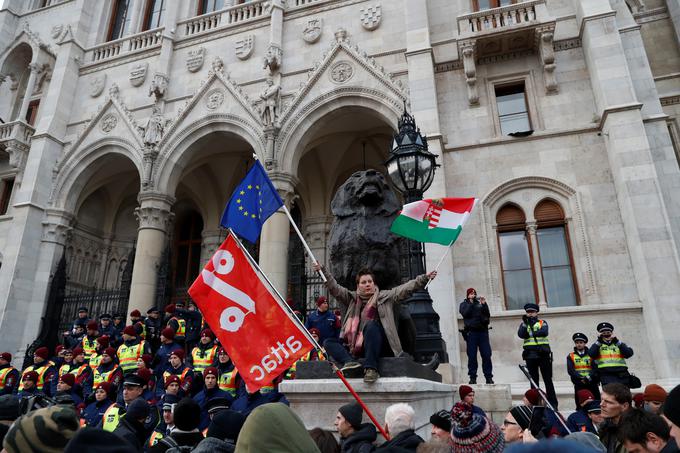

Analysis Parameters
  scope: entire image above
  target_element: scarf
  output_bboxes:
[341,285,379,356]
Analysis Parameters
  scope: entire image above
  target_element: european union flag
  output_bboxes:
[220,160,284,243]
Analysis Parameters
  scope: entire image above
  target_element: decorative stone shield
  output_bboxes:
[235,35,255,60]
[129,62,148,87]
[205,89,225,110]
[329,61,354,84]
[50,24,64,40]
[100,114,118,133]
[89,74,106,98]
[186,47,205,73]
[303,18,323,44]
[360,4,382,31]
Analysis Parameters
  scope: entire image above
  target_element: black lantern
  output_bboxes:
[386,107,448,364]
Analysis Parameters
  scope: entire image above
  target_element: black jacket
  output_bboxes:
[149,431,206,453]
[459,298,490,331]
[113,416,150,451]
[376,429,423,452]
[341,423,377,453]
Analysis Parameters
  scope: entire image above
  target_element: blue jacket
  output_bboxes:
[152,342,181,380]
[82,398,113,426]
[459,299,490,331]
[193,386,231,430]
[230,388,289,417]
[566,409,596,434]
[305,309,339,344]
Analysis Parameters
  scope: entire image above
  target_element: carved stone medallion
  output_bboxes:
[205,89,225,110]
[330,61,354,84]
[100,114,118,133]
[89,74,106,98]
[235,35,255,60]
[129,62,148,87]
[303,18,323,44]
[186,47,205,73]
[360,4,382,31]
[51,24,64,39]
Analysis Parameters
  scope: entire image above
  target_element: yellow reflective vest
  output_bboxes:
[191,345,217,374]
[523,320,550,347]
[596,343,627,369]
[89,353,102,371]
[117,342,145,373]
[218,368,238,396]
[570,352,592,378]
[82,336,98,360]
[18,361,54,391]
[102,405,122,432]
[168,317,186,339]
[94,364,120,386]
[0,367,16,392]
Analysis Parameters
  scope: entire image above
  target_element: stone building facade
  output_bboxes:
[0,0,679,395]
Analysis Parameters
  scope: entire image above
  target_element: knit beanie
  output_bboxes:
[338,402,363,429]
[316,296,327,307]
[130,310,141,318]
[450,402,504,453]
[95,382,111,394]
[165,374,181,389]
[136,368,152,384]
[174,397,201,431]
[663,384,680,426]
[103,347,116,358]
[170,349,185,361]
[165,304,176,314]
[309,328,321,338]
[161,327,175,340]
[203,367,218,379]
[524,389,541,406]
[466,288,476,297]
[576,389,594,406]
[140,354,152,367]
[122,326,136,336]
[96,336,110,348]
[643,384,667,402]
[510,405,532,430]
[201,329,215,340]
[86,321,98,331]
[64,427,137,453]
[0,395,20,421]
[34,347,49,360]
[564,432,607,453]
[60,374,75,388]
[207,409,246,443]
[459,385,474,400]
[429,409,452,432]
[72,347,84,357]
[125,398,149,421]
[23,371,39,383]
[0,352,12,362]
[3,405,80,453]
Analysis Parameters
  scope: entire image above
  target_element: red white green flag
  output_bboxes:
[390,197,477,245]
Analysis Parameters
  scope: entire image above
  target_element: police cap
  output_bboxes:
[572,332,588,343]
[123,374,146,387]
[147,307,160,314]
[523,303,539,313]
[207,397,231,415]
[77,307,88,313]
[100,313,111,320]
[597,322,614,333]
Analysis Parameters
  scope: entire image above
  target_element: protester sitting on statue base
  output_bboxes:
[314,263,436,383]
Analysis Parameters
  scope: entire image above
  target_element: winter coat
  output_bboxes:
[566,409,597,434]
[326,272,429,357]
[340,423,377,453]
[149,430,205,453]
[236,402,321,452]
[459,298,490,331]
[305,309,340,343]
[193,386,231,430]
[82,398,113,427]
[599,419,627,453]
[193,436,236,453]
[113,415,150,451]
[230,387,289,417]
[153,341,181,380]
[376,429,423,452]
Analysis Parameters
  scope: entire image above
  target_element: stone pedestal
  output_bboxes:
[279,377,454,439]
[466,384,512,425]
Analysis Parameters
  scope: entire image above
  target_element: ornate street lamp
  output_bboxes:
[386,107,448,363]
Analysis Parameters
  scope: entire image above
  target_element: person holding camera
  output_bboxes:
[567,332,600,408]
[588,322,634,387]
[459,288,493,385]
[517,303,558,409]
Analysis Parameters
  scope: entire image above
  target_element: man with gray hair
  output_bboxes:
[377,403,424,451]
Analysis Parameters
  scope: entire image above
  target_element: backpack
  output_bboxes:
[159,436,196,452]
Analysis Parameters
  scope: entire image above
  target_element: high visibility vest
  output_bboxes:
[523,320,550,348]
[117,342,144,373]
[191,345,217,374]
[94,364,120,386]
[102,405,122,432]
[74,364,90,381]
[148,430,165,447]
[596,343,627,369]
[82,337,98,360]
[218,369,238,396]
[286,350,326,379]
[19,361,54,391]
[59,363,76,377]
[89,353,102,370]
[169,317,186,339]
[570,352,592,378]
[162,368,191,387]
[0,367,16,391]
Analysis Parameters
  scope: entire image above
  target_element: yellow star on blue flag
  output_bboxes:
[220,160,284,243]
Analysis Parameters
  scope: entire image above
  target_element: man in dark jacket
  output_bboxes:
[335,402,376,453]
[82,382,113,426]
[618,408,680,453]
[599,383,632,453]
[305,296,340,345]
[112,397,151,450]
[98,313,117,341]
[193,367,230,430]
[377,403,423,451]
[459,288,493,384]
[150,397,205,452]
[588,322,634,386]
[145,307,163,355]
[153,327,181,382]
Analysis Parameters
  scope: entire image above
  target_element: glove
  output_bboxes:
[522,315,529,324]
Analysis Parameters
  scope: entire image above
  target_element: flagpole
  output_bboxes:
[423,239,455,290]
[280,204,327,282]
[230,229,390,441]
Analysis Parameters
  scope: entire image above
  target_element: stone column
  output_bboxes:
[200,229,224,268]
[258,172,297,297]
[303,215,333,267]
[127,192,174,315]
[526,222,547,307]
[17,62,41,122]
[578,1,680,379]
[669,0,680,44]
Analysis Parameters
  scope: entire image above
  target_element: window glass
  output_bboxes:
[537,227,577,307]
[0,178,14,215]
[499,230,536,309]
[145,0,166,30]
[496,83,531,135]
[199,0,225,14]
[109,0,132,41]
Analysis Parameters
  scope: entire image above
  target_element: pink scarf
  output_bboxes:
[341,285,379,356]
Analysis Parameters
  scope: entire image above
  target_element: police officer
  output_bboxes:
[98,313,117,340]
[99,374,147,432]
[18,347,56,397]
[145,307,163,354]
[117,325,150,376]
[588,322,634,386]
[459,288,493,385]
[0,352,20,396]
[82,321,100,361]
[165,304,186,347]
[567,332,600,408]
[517,303,558,409]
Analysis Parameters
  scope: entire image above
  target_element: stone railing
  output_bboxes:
[0,120,34,144]
[86,27,164,64]
[178,0,268,38]
[458,0,545,35]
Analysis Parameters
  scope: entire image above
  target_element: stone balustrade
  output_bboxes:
[178,0,269,38]
[458,0,544,35]
[0,120,35,145]
[87,27,164,64]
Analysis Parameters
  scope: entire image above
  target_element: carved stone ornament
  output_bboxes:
[359,4,382,31]
[89,74,106,98]
[129,62,148,87]
[100,113,118,133]
[303,18,323,44]
[148,72,169,99]
[205,89,225,110]
[50,24,64,40]
[186,47,205,72]
[235,35,255,60]
[263,45,282,73]
[329,61,354,83]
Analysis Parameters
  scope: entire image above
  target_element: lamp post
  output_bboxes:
[385,108,448,363]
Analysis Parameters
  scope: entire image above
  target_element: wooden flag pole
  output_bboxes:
[423,239,455,290]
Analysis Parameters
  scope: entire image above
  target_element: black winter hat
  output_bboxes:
[64,427,136,453]
[429,409,452,432]
[510,405,532,430]
[174,397,201,431]
[0,395,20,421]
[339,402,363,429]
[572,332,588,343]
[125,398,149,420]
[207,409,246,443]
[664,385,680,427]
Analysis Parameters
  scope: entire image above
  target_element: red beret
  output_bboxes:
[164,304,176,314]
[459,385,474,400]
[170,349,185,361]
[201,329,214,340]
[96,336,110,348]
[72,347,84,357]
[466,288,476,297]
[103,347,116,358]
[316,296,327,307]
[577,389,594,406]
[633,393,645,408]
[161,327,175,340]
[130,309,141,318]
[524,389,541,406]
[0,352,11,362]
[140,354,153,367]
[165,374,181,389]
[55,345,65,354]
[203,367,218,378]
[60,373,75,387]
[23,371,39,382]
[123,325,137,336]
[309,328,321,337]
[643,384,667,403]
[34,347,49,360]
[137,368,152,383]
[87,321,98,331]
[95,381,111,393]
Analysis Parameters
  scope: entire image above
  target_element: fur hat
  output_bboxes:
[338,402,363,429]
[161,327,175,340]
[173,398,201,431]
[34,347,49,360]
[3,405,80,453]
[450,402,504,453]
[459,385,474,400]
[643,384,667,403]
[59,374,75,388]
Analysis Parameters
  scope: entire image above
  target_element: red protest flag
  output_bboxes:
[188,231,314,392]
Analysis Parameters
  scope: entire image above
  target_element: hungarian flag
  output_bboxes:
[188,231,315,393]
[390,197,477,245]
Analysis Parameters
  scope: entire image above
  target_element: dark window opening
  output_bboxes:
[108,0,132,41]
[143,0,166,30]
[495,82,532,136]
[25,100,40,126]
[198,0,225,14]
[0,178,15,215]
[171,210,204,291]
